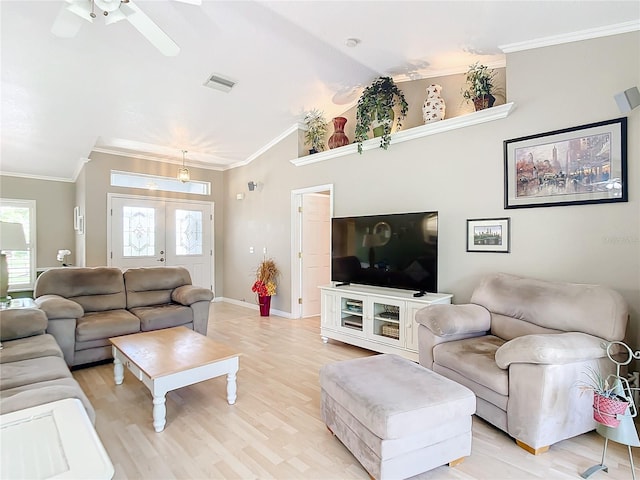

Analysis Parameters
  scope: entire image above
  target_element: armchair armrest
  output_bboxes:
[171,285,214,306]
[0,308,48,341]
[495,332,609,369]
[415,304,490,337]
[35,295,83,319]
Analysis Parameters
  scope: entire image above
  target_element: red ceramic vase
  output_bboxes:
[328,117,350,149]
[259,295,271,316]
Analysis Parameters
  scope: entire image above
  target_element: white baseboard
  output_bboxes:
[218,297,294,319]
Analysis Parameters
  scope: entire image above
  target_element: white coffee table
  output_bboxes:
[0,398,114,479]
[110,326,240,432]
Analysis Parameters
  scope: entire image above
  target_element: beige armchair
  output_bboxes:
[416,273,629,454]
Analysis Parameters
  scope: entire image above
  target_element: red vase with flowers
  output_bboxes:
[252,258,279,317]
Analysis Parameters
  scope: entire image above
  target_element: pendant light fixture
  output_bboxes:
[177,149,190,183]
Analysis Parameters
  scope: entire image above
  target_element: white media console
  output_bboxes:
[320,284,453,361]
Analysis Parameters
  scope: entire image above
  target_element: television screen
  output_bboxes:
[331,211,438,293]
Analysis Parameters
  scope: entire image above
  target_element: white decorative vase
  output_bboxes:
[422,84,446,124]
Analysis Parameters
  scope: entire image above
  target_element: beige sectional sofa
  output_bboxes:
[0,307,95,422]
[34,266,214,367]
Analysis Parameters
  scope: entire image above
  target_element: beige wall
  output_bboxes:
[223,134,300,312]
[222,32,640,353]
[0,176,75,268]
[81,152,225,293]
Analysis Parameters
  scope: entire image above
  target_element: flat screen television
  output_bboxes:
[331,211,438,294]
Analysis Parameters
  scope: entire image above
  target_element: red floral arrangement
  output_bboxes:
[251,280,274,297]
[252,258,279,297]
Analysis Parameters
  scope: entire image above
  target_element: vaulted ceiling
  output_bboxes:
[1,1,638,181]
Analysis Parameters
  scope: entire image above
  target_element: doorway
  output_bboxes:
[108,194,213,290]
[291,185,333,318]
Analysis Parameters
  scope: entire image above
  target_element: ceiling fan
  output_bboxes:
[51,0,200,56]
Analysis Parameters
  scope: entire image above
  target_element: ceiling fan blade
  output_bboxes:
[120,2,180,56]
[104,9,128,26]
[51,3,89,38]
[65,0,94,22]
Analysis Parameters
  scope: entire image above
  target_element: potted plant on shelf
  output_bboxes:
[355,76,408,154]
[252,258,280,316]
[303,109,328,154]
[461,62,497,111]
[577,367,630,428]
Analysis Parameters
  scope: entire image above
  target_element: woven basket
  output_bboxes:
[381,324,399,339]
[593,393,628,428]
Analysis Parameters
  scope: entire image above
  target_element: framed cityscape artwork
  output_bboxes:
[466,217,510,253]
[504,117,627,209]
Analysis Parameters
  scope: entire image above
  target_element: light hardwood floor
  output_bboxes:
[74,302,638,479]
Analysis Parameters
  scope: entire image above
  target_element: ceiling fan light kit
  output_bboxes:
[54,0,182,56]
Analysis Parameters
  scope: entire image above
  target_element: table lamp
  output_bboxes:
[0,222,27,302]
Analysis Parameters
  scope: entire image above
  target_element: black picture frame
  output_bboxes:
[466,217,510,253]
[504,117,627,209]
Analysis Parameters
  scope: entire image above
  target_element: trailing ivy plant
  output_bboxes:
[355,76,408,154]
[303,109,328,153]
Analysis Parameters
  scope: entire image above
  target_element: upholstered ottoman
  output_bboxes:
[320,354,476,480]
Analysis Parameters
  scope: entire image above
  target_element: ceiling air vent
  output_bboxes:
[203,73,236,93]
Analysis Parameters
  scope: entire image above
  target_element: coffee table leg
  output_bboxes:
[152,395,166,432]
[114,357,124,385]
[226,361,238,405]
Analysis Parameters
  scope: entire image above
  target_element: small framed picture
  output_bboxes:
[467,218,510,253]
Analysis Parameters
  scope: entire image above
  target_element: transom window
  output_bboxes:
[111,171,210,195]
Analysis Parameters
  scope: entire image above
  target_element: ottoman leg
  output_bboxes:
[449,457,465,467]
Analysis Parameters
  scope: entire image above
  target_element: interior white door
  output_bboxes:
[110,196,213,289]
[301,193,331,317]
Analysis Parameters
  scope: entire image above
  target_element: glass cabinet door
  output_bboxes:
[339,296,365,333]
[369,298,404,346]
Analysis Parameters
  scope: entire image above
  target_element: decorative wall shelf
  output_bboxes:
[291,102,515,167]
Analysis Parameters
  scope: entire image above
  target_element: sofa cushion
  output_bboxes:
[35,267,127,313]
[433,335,508,396]
[0,377,96,424]
[0,308,48,341]
[490,313,562,342]
[129,304,192,331]
[124,266,192,309]
[470,273,628,341]
[0,334,62,364]
[76,309,140,343]
[0,356,71,390]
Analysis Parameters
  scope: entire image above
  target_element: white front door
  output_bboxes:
[109,195,213,289]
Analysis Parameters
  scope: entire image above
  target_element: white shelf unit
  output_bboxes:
[292,103,515,167]
[320,284,452,361]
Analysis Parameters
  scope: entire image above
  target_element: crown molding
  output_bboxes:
[499,20,640,53]
[90,148,226,171]
[227,123,304,170]
[0,170,75,183]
